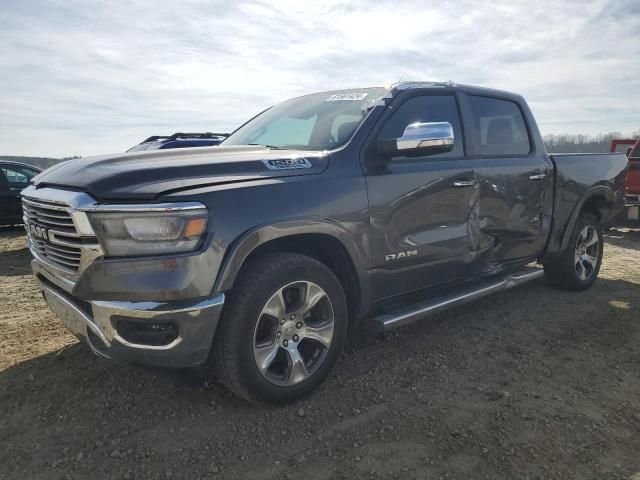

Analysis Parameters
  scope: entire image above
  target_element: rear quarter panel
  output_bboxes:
[546,152,628,254]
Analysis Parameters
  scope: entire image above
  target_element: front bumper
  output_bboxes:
[37,274,225,368]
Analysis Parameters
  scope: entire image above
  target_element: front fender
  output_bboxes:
[213,218,371,316]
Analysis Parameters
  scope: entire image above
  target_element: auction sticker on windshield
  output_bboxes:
[325,93,369,102]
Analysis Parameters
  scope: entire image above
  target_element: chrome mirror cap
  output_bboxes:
[397,122,454,151]
[377,121,455,158]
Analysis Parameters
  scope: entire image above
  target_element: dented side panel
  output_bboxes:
[472,155,554,271]
[365,158,484,300]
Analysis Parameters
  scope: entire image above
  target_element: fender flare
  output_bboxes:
[213,218,371,316]
[559,185,612,251]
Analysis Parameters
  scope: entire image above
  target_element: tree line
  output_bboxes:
[543,131,640,153]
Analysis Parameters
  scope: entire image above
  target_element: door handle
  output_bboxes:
[528,172,547,181]
[452,179,478,188]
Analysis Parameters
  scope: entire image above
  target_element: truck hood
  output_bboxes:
[33,146,328,201]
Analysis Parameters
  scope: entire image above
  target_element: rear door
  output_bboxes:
[364,92,482,300]
[461,94,554,269]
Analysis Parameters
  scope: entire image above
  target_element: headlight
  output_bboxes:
[87,204,208,257]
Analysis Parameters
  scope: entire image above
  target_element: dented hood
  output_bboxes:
[33,145,327,201]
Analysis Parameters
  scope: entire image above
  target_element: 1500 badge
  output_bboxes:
[262,158,312,170]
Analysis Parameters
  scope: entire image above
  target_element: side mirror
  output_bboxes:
[378,122,455,157]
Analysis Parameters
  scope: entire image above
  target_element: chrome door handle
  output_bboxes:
[528,172,546,181]
[452,180,478,188]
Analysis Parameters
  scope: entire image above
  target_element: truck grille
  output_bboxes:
[22,198,83,272]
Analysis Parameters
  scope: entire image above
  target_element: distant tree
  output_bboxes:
[542,131,639,153]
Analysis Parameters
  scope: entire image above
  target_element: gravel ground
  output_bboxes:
[1,227,639,480]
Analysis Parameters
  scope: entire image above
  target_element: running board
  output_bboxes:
[371,268,544,334]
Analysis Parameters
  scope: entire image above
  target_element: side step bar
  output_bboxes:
[371,268,544,334]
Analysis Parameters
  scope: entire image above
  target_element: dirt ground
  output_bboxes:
[1,228,639,480]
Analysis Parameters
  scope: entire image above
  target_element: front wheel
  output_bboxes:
[544,212,604,291]
[212,252,348,404]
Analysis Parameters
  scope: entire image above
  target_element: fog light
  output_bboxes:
[114,319,179,346]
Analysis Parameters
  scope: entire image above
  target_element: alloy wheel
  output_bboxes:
[252,281,335,386]
[574,225,600,281]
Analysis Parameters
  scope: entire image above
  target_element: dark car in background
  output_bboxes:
[0,161,41,225]
[127,132,228,152]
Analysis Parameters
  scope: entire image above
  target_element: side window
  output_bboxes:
[246,115,316,146]
[378,95,464,158]
[1,167,35,184]
[467,96,531,155]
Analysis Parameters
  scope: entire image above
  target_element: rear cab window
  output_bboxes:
[467,96,531,156]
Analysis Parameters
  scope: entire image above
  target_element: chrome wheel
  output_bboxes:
[574,225,600,281]
[253,281,335,386]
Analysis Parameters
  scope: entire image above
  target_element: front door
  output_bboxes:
[364,93,482,301]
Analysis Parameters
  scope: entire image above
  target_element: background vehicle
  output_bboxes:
[22,82,628,404]
[127,132,228,152]
[0,161,41,225]
[610,138,640,222]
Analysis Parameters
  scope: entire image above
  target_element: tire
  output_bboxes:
[544,212,604,291]
[212,252,348,404]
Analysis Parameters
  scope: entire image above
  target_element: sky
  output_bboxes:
[1,0,639,158]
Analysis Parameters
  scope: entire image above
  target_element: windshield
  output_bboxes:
[223,87,388,150]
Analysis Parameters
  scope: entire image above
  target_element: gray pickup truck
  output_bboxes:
[23,82,628,403]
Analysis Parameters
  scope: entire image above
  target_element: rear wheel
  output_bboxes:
[213,252,348,404]
[544,212,603,291]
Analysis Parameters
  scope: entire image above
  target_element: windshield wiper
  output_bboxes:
[247,143,286,149]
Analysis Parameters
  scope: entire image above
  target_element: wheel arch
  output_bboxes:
[214,220,371,319]
[559,186,612,251]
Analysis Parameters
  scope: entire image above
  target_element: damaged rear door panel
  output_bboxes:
[461,94,554,272]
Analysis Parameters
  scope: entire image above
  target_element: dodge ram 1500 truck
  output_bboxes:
[23,82,628,404]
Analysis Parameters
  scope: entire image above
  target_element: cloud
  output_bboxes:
[0,0,638,157]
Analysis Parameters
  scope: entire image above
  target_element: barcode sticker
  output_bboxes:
[325,93,369,102]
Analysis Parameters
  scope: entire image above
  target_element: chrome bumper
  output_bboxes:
[38,278,225,368]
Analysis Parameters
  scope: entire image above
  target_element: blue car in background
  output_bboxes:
[127,132,229,152]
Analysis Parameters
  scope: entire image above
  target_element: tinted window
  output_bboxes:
[379,95,464,158]
[1,166,37,184]
[467,96,530,155]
